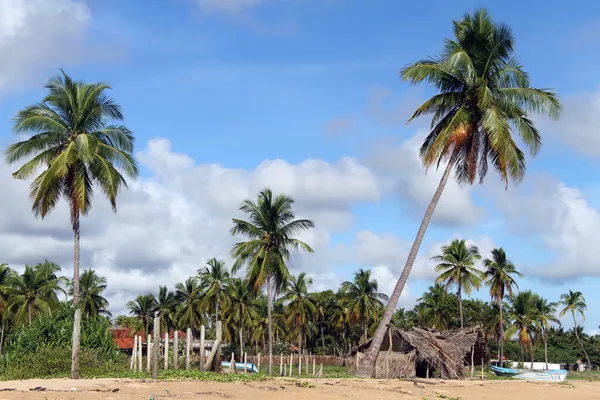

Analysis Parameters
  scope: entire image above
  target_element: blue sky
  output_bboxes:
[0,0,599,331]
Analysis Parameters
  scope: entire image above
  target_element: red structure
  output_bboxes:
[111,328,187,351]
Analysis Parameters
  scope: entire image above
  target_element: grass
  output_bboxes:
[566,371,600,381]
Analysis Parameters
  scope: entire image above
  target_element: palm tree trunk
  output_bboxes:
[28,302,32,326]
[298,329,302,355]
[458,281,463,329]
[529,340,534,369]
[266,275,273,375]
[0,322,4,357]
[543,330,549,370]
[321,321,325,354]
[572,312,591,371]
[239,324,244,358]
[519,341,524,366]
[363,321,368,343]
[215,299,219,324]
[357,160,454,377]
[71,215,81,379]
[498,299,504,368]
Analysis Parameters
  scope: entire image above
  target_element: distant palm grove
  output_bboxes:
[1,8,584,380]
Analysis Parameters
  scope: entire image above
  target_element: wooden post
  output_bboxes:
[186,328,191,370]
[318,363,323,378]
[470,346,475,379]
[244,352,248,373]
[138,334,143,372]
[147,334,152,372]
[289,354,293,377]
[164,332,169,370]
[280,353,283,376]
[481,357,484,379]
[305,355,308,375]
[355,352,359,371]
[426,363,430,379]
[152,316,160,379]
[131,335,137,370]
[313,357,316,376]
[257,352,261,373]
[284,363,287,376]
[173,331,179,370]
[298,354,301,377]
[199,325,205,371]
[230,353,235,373]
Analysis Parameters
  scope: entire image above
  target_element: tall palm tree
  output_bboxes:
[484,248,521,367]
[225,278,260,357]
[198,258,230,323]
[126,294,157,337]
[69,269,110,318]
[154,286,178,334]
[5,71,139,379]
[505,291,536,368]
[230,188,315,375]
[282,272,317,353]
[432,239,483,328]
[4,263,65,326]
[532,296,560,370]
[175,278,205,331]
[559,290,591,370]
[359,9,561,376]
[341,269,389,343]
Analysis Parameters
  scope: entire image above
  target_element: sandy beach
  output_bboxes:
[0,378,597,400]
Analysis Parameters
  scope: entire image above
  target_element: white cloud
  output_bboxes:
[366,130,485,227]
[0,0,92,93]
[491,175,600,279]
[0,138,379,315]
[194,0,274,14]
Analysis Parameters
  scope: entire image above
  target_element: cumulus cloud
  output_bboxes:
[0,138,379,315]
[366,130,485,227]
[0,0,92,93]
[491,174,600,279]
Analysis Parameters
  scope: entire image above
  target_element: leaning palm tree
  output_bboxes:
[281,272,317,353]
[341,269,389,343]
[4,263,65,326]
[5,71,139,379]
[533,296,560,370]
[432,239,483,328]
[198,258,230,323]
[126,294,157,337]
[154,286,178,334]
[358,9,561,376]
[230,188,315,375]
[484,248,521,367]
[559,290,591,370]
[69,269,110,318]
[225,278,260,357]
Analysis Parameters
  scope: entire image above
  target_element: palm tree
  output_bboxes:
[341,269,389,343]
[484,248,521,367]
[154,286,178,334]
[532,296,560,370]
[5,71,139,379]
[559,290,591,370]
[358,9,561,376]
[175,278,205,331]
[0,264,13,356]
[505,291,536,368]
[282,272,317,353]
[127,294,157,337]
[198,258,230,323]
[225,278,260,357]
[432,239,483,328]
[69,269,110,318]
[230,188,315,375]
[4,263,65,326]
[416,283,454,330]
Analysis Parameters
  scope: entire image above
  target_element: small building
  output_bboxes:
[350,326,487,379]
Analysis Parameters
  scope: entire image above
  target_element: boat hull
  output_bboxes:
[491,365,567,381]
[221,361,259,373]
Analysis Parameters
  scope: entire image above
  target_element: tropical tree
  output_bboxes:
[358,9,561,376]
[505,291,536,368]
[154,286,178,334]
[198,258,230,323]
[282,272,317,353]
[533,296,560,370]
[415,283,455,330]
[69,269,110,318]
[4,263,65,326]
[341,269,389,343]
[559,290,591,370]
[230,188,315,375]
[5,71,139,378]
[0,264,12,355]
[126,294,156,337]
[225,278,260,356]
[432,239,483,328]
[484,248,521,367]
[175,278,204,331]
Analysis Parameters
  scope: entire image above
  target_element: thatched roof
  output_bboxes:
[350,326,485,379]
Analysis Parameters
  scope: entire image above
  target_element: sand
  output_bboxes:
[0,377,598,400]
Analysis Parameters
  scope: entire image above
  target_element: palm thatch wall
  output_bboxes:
[350,326,486,379]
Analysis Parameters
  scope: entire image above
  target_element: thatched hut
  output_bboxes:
[350,326,486,379]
